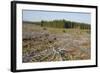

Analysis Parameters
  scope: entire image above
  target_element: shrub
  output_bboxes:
[63,30,66,33]
[43,27,47,30]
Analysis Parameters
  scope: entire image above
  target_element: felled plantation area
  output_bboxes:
[22,20,91,63]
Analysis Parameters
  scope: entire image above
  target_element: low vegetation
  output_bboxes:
[22,20,91,63]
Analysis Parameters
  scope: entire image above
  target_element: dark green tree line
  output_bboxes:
[40,20,90,29]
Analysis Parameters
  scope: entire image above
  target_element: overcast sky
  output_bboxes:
[23,10,91,24]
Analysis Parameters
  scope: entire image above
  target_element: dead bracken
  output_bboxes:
[22,24,91,63]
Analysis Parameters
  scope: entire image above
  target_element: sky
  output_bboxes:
[22,10,91,24]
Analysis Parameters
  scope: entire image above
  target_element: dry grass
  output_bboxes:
[22,24,91,63]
